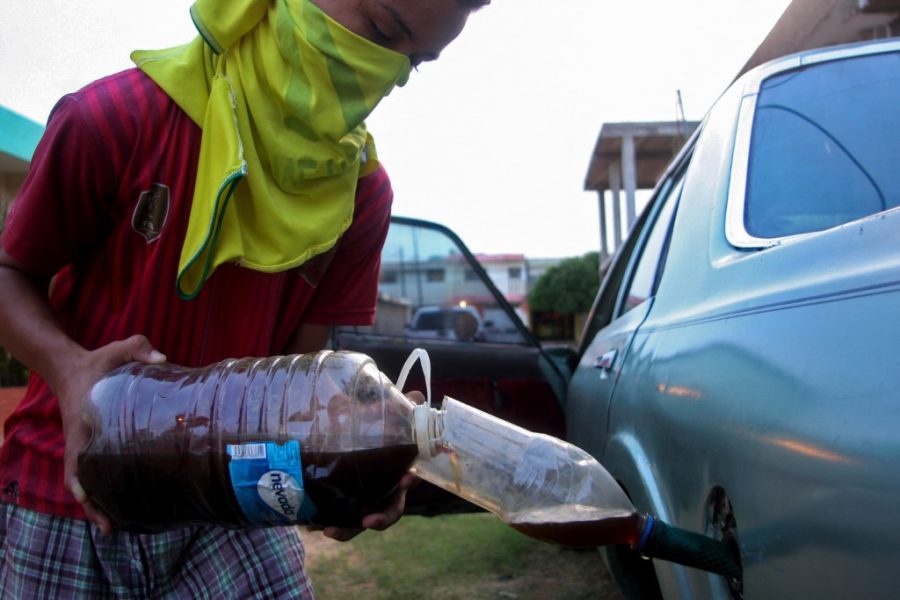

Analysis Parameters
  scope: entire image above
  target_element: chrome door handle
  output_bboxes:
[594,349,617,371]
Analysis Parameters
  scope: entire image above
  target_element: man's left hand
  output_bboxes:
[319,471,419,542]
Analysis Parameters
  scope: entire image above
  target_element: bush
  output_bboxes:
[0,348,28,387]
[529,252,601,315]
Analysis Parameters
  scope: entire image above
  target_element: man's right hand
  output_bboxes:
[56,335,166,534]
[0,255,169,534]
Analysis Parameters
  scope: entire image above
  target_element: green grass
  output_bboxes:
[306,513,623,600]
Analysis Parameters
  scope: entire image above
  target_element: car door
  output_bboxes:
[566,156,688,463]
[333,216,571,514]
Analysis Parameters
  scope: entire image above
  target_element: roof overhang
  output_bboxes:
[583,121,700,191]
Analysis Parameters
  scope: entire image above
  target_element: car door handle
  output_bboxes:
[594,349,617,371]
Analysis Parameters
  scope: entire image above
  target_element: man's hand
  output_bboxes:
[320,390,426,542]
[56,334,166,535]
[319,471,420,542]
[0,256,165,533]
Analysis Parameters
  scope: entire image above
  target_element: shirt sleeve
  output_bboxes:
[1,95,113,279]
[302,165,394,326]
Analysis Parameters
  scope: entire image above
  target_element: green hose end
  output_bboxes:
[637,516,742,579]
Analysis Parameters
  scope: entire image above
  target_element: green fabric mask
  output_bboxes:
[132,0,411,299]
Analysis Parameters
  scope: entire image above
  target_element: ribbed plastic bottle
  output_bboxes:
[78,351,419,533]
[409,397,645,548]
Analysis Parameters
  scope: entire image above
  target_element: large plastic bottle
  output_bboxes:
[78,351,419,532]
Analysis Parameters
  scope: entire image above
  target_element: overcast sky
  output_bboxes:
[0,0,792,258]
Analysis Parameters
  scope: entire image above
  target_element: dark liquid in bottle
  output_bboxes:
[511,511,644,548]
[78,443,418,533]
[303,444,418,528]
[77,355,418,533]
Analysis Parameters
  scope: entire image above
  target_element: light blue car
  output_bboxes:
[335,37,900,599]
[566,37,900,599]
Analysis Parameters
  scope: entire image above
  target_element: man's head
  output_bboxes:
[312,0,489,66]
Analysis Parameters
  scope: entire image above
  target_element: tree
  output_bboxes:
[528,252,600,314]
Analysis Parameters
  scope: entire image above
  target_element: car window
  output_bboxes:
[620,173,684,315]
[578,160,689,351]
[745,50,900,238]
[356,220,529,345]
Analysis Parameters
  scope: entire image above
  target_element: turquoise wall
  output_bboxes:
[0,106,44,164]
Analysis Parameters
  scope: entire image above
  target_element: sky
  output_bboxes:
[0,0,792,259]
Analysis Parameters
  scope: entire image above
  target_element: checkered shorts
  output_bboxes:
[0,503,314,599]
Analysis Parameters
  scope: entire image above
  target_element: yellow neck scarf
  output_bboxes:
[132,0,411,299]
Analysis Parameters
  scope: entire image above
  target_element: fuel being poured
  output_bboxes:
[77,347,740,579]
[405,350,741,580]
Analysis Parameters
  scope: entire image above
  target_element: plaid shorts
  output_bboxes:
[0,503,314,599]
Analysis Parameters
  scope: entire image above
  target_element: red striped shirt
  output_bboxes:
[0,69,393,517]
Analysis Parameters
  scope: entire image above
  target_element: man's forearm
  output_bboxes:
[0,255,85,397]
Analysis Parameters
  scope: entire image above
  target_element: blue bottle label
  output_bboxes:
[226,440,317,525]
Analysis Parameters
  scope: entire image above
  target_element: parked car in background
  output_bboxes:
[335,37,900,599]
[404,305,484,342]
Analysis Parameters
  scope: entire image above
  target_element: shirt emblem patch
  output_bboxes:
[132,183,170,243]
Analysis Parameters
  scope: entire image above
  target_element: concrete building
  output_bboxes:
[473,253,527,305]
[583,121,699,264]
[0,106,43,386]
[0,106,44,227]
[525,257,563,289]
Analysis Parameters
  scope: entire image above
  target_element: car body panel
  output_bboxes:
[567,300,651,461]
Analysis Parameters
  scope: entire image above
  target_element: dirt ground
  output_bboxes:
[299,528,347,568]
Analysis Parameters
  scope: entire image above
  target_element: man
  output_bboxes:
[0,0,487,596]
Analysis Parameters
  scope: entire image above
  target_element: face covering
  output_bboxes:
[132,0,411,299]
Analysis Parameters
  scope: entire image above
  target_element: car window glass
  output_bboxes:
[351,222,528,344]
[745,50,900,238]
[620,173,684,315]
[577,158,692,352]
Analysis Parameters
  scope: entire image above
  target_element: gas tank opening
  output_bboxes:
[706,486,743,599]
